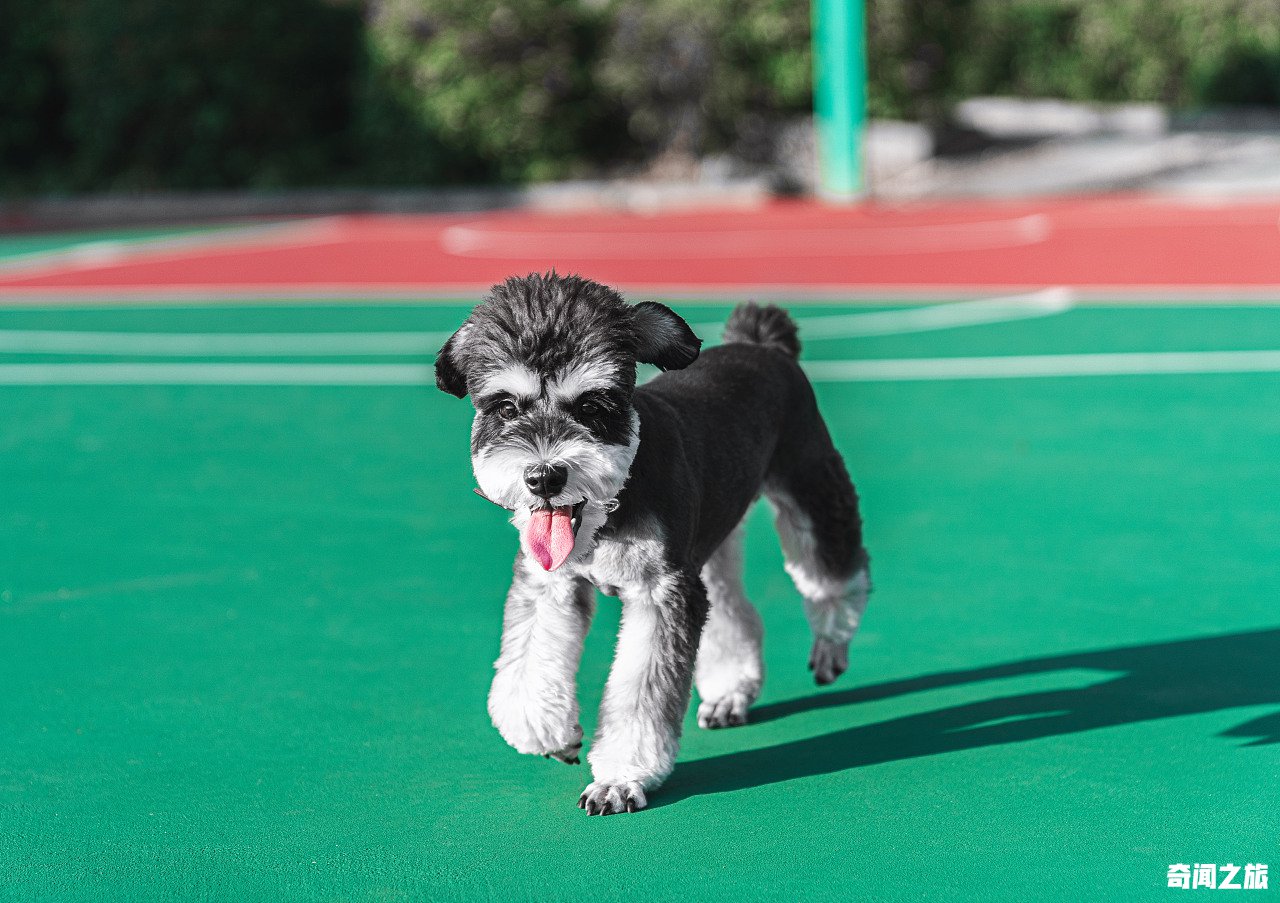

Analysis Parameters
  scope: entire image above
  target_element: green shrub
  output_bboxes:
[868,0,1280,120]
[348,35,464,187]
[60,0,365,190]
[0,0,70,192]
[597,0,811,162]
[364,0,622,182]
[5,0,1280,194]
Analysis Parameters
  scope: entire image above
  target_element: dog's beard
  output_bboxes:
[472,411,639,570]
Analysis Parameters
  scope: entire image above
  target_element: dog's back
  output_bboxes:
[627,304,810,553]
[627,301,864,580]
[636,302,816,467]
[637,302,807,422]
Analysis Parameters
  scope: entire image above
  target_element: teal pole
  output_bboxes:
[813,0,867,200]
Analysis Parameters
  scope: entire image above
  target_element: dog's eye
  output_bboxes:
[577,399,601,417]
[495,400,520,420]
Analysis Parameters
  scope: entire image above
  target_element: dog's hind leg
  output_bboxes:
[695,524,764,728]
[766,444,870,686]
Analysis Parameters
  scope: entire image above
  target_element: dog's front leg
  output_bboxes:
[580,570,708,814]
[488,556,595,764]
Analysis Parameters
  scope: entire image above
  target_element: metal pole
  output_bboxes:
[813,0,866,200]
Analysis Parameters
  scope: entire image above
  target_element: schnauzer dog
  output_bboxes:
[435,273,869,815]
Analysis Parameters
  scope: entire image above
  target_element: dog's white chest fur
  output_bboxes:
[565,521,670,600]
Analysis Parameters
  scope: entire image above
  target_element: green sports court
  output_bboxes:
[2,206,1278,901]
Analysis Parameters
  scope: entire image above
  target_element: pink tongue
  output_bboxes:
[521,506,576,571]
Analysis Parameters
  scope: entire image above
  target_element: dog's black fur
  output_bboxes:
[607,313,866,577]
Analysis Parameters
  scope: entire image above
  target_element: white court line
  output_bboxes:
[8,350,1280,384]
[6,283,1280,304]
[0,363,433,385]
[440,215,1051,259]
[0,290,1072,355]
[0,330,452,356]
[692,288,1073,340]
[803,349,1280,382]
[790,287,1074,337]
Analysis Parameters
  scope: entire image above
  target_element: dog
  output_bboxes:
[434,273,870,815]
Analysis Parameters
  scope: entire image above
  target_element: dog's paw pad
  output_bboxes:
[577,781,647,815]
[697,692,751,729]
[809,638,849,686]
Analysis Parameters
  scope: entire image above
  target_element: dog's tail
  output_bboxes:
[722,302,801,359]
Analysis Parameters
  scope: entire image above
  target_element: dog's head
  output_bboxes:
[435,273,700,571]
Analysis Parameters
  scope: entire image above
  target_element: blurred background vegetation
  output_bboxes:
[3,0,1280,193]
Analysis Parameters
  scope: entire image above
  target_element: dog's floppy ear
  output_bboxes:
[630,301,701,371]
[434,325,471,398]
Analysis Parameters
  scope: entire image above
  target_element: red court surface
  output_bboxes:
[2,196,1280,301]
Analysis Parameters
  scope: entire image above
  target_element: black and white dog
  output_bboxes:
[435,273,870,815]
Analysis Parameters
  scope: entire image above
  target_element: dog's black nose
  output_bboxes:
[524,463,568,500]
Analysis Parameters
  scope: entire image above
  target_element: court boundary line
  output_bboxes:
[4,283,1280,305]
[803,349,1280,381]
[0,329,454,356]
[757,288,1074,338]
[0,289,1074,356]
[0,363,433,384]
[11,348,1280,384]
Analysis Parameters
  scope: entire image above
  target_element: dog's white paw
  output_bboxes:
[809,638,849,685]
[493,715,581,757]
[697,691,752,729]
[488,681,583,760]
[542,725,584,765]
[578,780,647,815]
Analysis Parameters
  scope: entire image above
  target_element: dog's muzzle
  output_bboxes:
[473,488,588,572]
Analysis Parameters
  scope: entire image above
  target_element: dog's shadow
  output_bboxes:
[659,628,1280,806]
